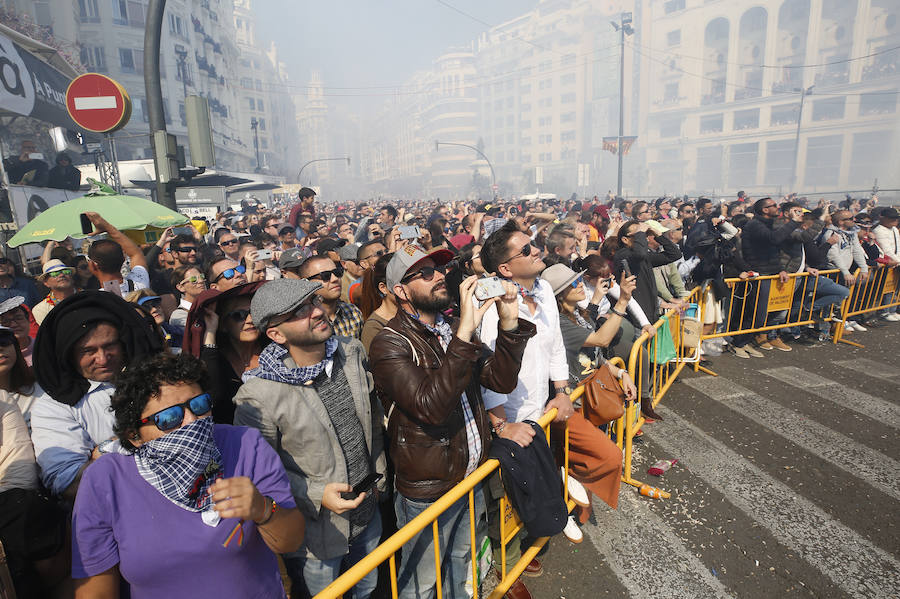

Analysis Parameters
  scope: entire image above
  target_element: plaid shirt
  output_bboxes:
[332,301,364,339]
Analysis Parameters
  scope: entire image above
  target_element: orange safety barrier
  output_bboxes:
[314,357,629,599]
[831,265,900,347]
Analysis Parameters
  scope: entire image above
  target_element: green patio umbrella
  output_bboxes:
[7,182,188,247]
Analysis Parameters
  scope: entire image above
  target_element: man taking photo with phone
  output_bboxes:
[234,278,386,598]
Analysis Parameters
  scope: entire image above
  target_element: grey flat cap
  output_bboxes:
[337,243,360,262]
[251,278,322,330]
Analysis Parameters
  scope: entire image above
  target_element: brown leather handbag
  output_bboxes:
[580,366,626,426]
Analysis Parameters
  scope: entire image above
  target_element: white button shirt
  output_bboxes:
[30,381,118,495]
[479,278,569,423]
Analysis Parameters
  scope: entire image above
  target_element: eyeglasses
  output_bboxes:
[48,268,73,277]
[225,308,251,322]
[271,295,324,326]
[181,275,206,285]
[637,210,650,216]
[763,203,777,210]
[401,264,447,284]
[307,266,344,282]
[0,310,27,325]
[570,276,583,289]
[175,246,198,253]
[138,393,212,432]
[503,243,534,264]
[0,332,16,347]
[220,239,238,246]
[213,264,246,283]
[360,249,385,261]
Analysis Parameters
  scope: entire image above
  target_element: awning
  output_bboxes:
[0,25,78,130]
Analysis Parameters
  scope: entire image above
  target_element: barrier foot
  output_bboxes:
[697,364,718,377]
[836,337,864,349]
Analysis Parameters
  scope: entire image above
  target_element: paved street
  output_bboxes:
[527,326,900,599]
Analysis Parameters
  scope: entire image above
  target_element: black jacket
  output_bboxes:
[614,231,681,323]
[740,216,800,274]
[489,422,568,538]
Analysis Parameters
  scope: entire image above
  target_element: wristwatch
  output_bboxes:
[555,385,572,395]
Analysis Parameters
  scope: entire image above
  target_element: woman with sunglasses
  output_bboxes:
[170,265,208,330]
[541,264,637,528]
[125,290,182,351]
[71,352,304,599]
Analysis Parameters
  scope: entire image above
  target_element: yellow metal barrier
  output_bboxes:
[694,269,843,376]
[620,287,702,497]
[313,359,632,599]
[832,265,900,348]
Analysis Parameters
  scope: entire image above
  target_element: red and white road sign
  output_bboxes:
[65,73,132,133]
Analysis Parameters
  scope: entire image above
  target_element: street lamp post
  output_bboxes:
[250,118,261,173]
[611,13,634,199]
[296,157,351,184]
[790,85,814,192]
[434,140,496,197]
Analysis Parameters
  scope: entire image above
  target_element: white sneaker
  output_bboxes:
[885,313,900,322]
[563,515,583,544]
[562,468,590,507]
[848,321,867,332]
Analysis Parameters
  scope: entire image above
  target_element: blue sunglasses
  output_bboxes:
[138,393,213,432]
[570,276,583,289]
[213,264,246,283]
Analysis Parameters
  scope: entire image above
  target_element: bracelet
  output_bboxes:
[617,369,626,380]
[610,307,627,318]
[203,343,217,349]
[491,418,507,436]
[255,496,277,525]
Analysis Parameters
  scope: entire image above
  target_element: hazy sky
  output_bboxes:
[254,0,537,104]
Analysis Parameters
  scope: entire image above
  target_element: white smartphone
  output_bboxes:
[256,248,273,260]
[474,276,506,301]
[398,225,421,240]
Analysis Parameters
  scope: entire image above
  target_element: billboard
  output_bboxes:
[0,31,76,129]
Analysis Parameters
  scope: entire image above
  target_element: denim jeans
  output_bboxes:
[791,275,850,321]
[284,506,382,599]
[394,484,486,599]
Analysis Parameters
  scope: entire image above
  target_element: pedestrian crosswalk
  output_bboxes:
[557,356,900,599]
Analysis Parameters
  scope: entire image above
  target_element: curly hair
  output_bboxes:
[111,352,210,450]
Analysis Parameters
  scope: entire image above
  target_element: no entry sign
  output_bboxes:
[65,73,132,133]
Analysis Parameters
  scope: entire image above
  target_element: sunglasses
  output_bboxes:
[361,249,385,261]
[48,268,74,277]
[225,308,251,322]
[213,264,246,283]
[138,393,213,432]
[140,298,162,309]
[401,264,447,284]
[175,246,198,253]
[270,295,324,326]
[0,332,16,347]
[220,239,238,246]
[570,276,583,289]
[503,243,534,263]
[181,275,206,285]
[307,266,344,282]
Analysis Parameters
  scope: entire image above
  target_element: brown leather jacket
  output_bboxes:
[370,309,536,500]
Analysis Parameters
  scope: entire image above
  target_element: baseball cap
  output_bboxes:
[385,244,454,290]
[316,237,347,255]
[137,295,161,306]
[880,207,899,219]
[278,246,312,270]
[251,278,323,331]
[337,244,360,262]
[278,224,295,236]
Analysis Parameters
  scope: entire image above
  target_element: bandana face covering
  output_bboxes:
[134,417,223,524]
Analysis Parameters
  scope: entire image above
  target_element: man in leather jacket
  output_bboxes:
[370,244,535,599]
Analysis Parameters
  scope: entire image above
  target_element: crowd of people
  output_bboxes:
[0,184,898,599]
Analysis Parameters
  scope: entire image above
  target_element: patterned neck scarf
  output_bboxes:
[134,417,222,514]
[515,278,543,301]
[249,335,339,386]
[403,310,453,349]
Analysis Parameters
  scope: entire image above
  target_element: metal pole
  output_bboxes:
[144,0,176,209]
[106,133,122,193]
[435,141,495,194]
[616,17,625,198]
[790,89,808,192]
[296,157,350,183]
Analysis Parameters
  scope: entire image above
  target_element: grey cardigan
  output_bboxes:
[233,338,386,560]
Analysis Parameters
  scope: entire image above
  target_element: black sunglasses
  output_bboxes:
[174,246,198,253]
[220,239,238,246]
[503,243,534,264]
[361,249,385,261]
[401,264,447,284]
[213,264,246,283]
[138,393,213,432]
[225,308,251,322]
[307,266,344,282]
[0,332,16,347]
